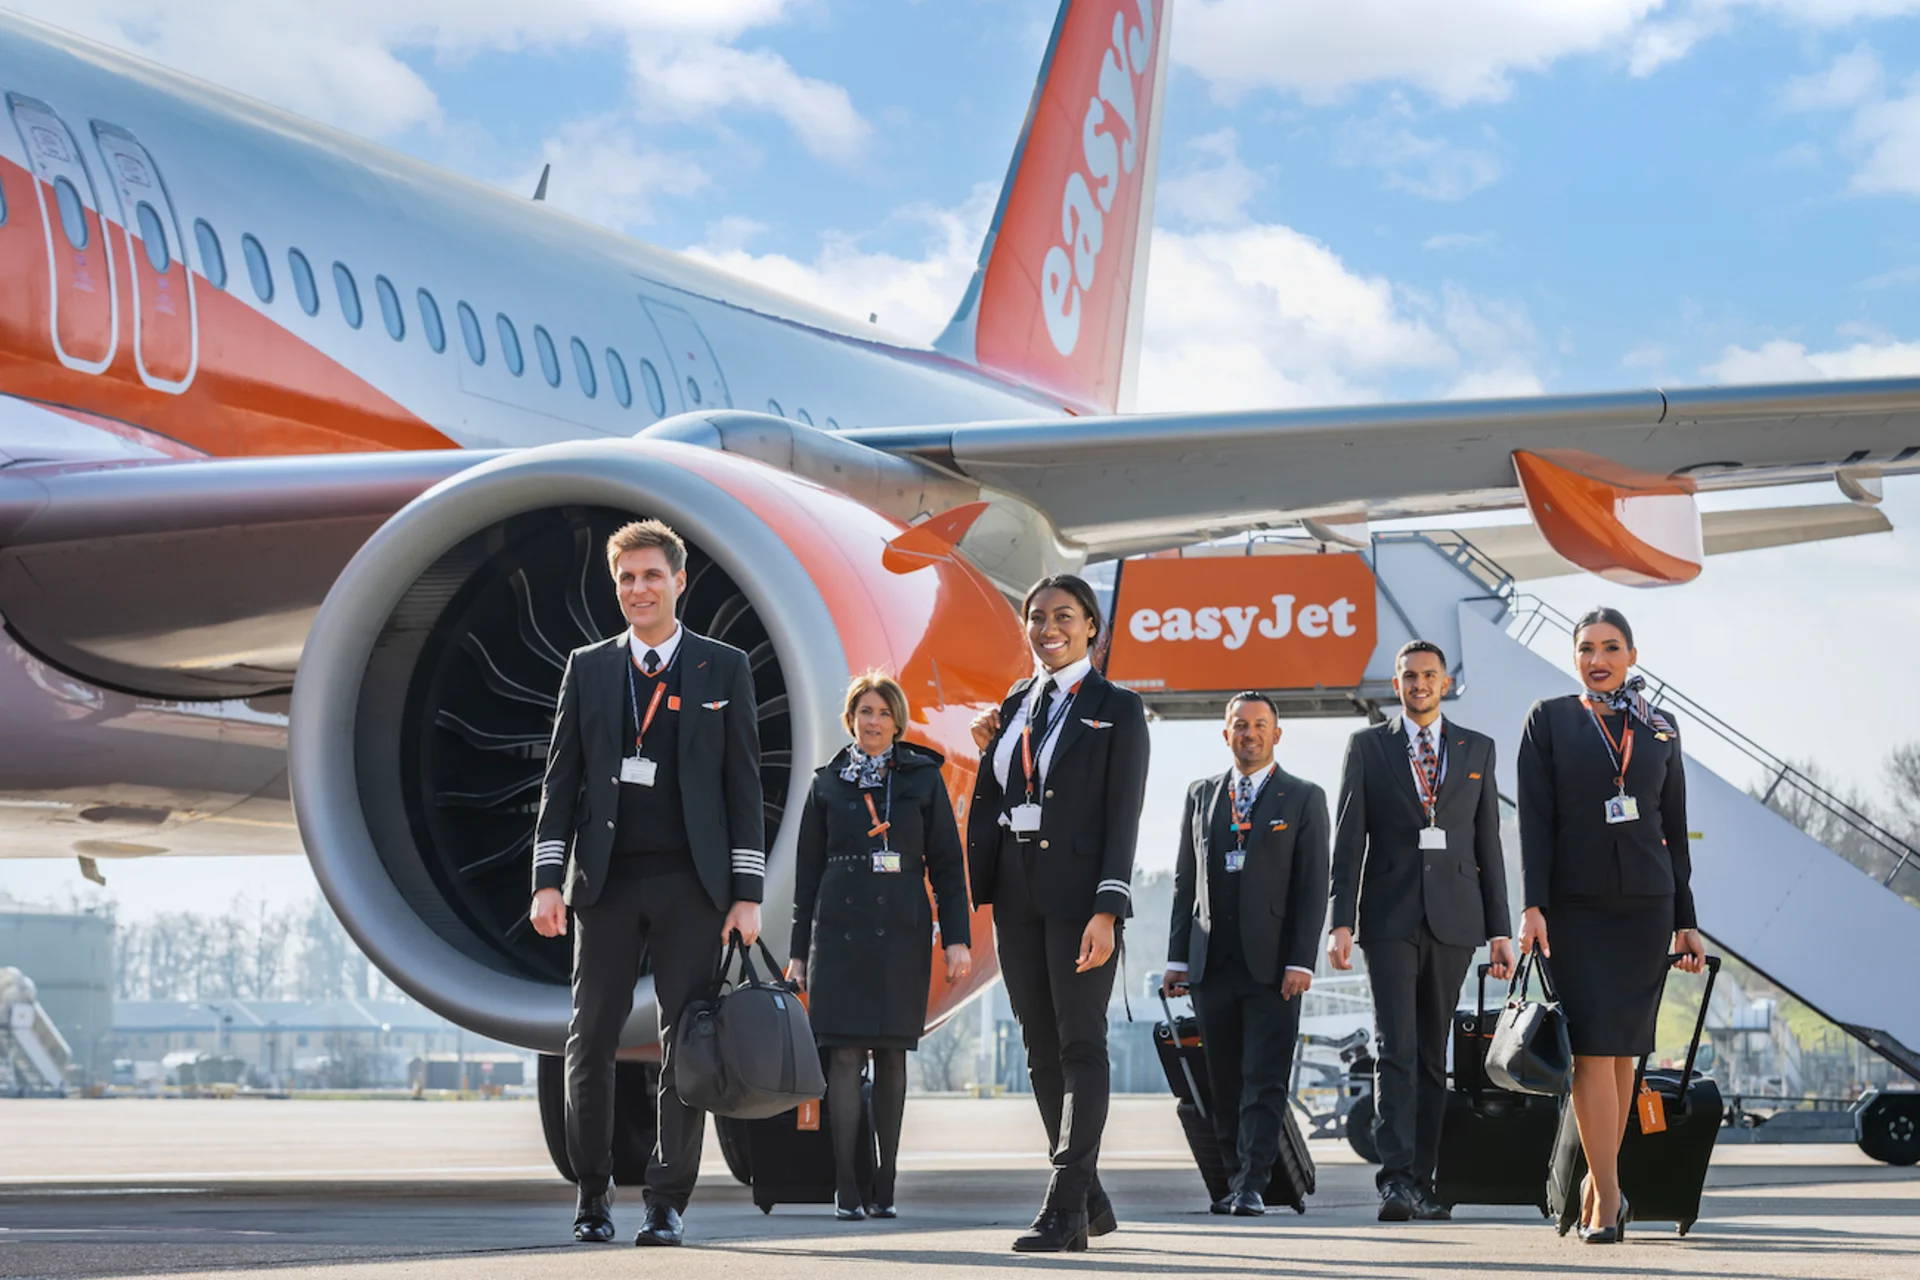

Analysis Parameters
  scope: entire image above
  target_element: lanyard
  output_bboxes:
[1230,768,1270,850]
[1405,726,1443,826]
[1584,699,1635,795]
[1018,678,1081,800]
[862,771,893,850]
[626,652,674,753]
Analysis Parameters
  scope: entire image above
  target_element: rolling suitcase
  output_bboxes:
[737,1058,875,1213]
[1548,954,1724,1237]
[1434,964,1557,1213]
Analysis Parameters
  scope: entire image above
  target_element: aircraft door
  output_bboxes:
[6,93,117,375]
[641,296,731,411]
[92,122,196,393]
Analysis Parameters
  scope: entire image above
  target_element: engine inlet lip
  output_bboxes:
[290,439,849,1049]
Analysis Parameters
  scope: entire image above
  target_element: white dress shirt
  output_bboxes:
[992,654,1094,791]
[623,623,683,673]
[1167,759,1311,978]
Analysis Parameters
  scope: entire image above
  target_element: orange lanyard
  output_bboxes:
[1018,679,1082,800]
[627,659,669,752]
[1585,700,1635,793]
[862,775,893,848]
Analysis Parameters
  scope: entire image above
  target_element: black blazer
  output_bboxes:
[1330,717,1511,948]
[789,742,972,1045]
[531,629,765,912]
[966,668,1149,921]
[1516,695,1696,930]
[1168,766,1330,986]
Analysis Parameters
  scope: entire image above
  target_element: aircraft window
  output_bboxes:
[767,399,783,417]
[375,275,404,341]
[640,358,665,416]
[289,248,319,315]
[333,263,362,328]
[496,314,524,376]
[193,219,226,289]
[135,202,170,273]
[534,325,561,387]
[418,289,445,353]
[242,234,273,302]
[52,176,88,249]
[606,349,631,408]
[570,337,596,398]
[457,301,485,364]
[796,407,813,427]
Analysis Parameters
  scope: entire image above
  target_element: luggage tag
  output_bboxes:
[1419,826,1448,850]
[871,851,902,874]
[1009,803,1043,835]
[620,757,657,787]
[1605,794,1640,824]
[1637,1081,1667,1133]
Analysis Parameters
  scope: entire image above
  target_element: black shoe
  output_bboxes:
[1012,1209,1088,1253]
[634,1202,682,1247]
[1377,1179,1415,1222]
[1412,1185,1452,1221]
[1229,1190,1267,1217]
[866,1202,897,1219]
[1087,1187,1118,1237]
[1210,1196,1234,1215]
[573,1189,614,1243]
[834,1205,865,1221]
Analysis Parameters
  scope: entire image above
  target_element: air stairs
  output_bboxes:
[1,966,71,1093]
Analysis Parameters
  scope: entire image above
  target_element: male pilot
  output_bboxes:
[528,519,765,1248]
[1330,640,1513,1222]
[1163,691,1330,1216]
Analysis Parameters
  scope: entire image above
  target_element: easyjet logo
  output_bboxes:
[1041,0,1155,358]
[1127,595,1363,651]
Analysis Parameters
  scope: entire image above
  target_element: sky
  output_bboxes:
[4,0,1920,921]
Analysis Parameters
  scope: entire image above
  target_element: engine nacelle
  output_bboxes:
[289,433,1024,1050]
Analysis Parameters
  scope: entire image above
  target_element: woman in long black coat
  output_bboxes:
[788,671,972,1220]
[1516,606,1707,1245]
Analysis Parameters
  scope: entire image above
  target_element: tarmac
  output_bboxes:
[1,1096,1916,1280]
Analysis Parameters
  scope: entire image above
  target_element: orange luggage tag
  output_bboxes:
[1637,1082,1668,1134]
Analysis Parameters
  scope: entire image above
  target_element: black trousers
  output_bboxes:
[993,837,1117,1213]
[1190,947,1302,1197]
[1362,920,1473,1190]
[566,862,724,1208]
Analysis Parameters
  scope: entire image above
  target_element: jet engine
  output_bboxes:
[288,424,1023,1051]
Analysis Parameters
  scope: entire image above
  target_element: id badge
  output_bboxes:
[1605,793,1640,824]
[620,757,657,787]
[871,851,901,874]
[1009,803,1043,834]
[1418,826,1447,850]
[1224,851,1246,874]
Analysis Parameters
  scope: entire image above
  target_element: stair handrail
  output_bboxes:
[1507,592,1919,894]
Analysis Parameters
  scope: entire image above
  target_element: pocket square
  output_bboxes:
[1269,819,1288,831]
[1080,718,1112,729]
[1468,771,1482,780]
[702,699,729,710]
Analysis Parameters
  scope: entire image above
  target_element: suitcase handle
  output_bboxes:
[1634,952,1721,1116]
[1158,990,1209,1121]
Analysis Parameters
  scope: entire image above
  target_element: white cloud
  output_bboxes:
[1782,43,1885,110]
[1337,103,1503,200]
[1778,44,1920,198]
[1423,231,1497,250]
[515,117,710,233]
[628,41,871,163]
[1702,335,1920,382]
[1158,128,1265,227]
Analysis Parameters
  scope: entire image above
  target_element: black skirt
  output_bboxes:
[1546,896,1672,1057]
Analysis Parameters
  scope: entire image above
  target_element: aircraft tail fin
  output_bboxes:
[934,0,1170,414]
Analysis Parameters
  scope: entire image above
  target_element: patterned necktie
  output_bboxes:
[1234,772,1254,826]
[643,648,661,677]
[1417,727,1439,799]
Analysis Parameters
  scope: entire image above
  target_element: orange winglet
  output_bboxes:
[1512,449,1703,586]
[882,501,989,573]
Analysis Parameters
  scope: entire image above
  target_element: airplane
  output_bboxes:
[1,0,1917,1178]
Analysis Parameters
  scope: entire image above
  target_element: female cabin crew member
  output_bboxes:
[1516,607,1707,1245]
[968,574,1150,1254]
[788,672,973,1221]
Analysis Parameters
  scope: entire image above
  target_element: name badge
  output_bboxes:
[1009,803,1043,834]
[1605,794,1640,824]
[1419,826,1447,850]
[620,757,657,787]
[1224,851,1246,873]
[871,851,901,874]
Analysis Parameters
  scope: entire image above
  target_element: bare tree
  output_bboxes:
[916,1013,977,1092]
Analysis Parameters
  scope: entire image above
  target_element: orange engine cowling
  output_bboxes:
[288,433,1025,1052]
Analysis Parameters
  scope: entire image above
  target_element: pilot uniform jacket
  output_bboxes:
[1517,695,1696,929]
[789,741,973,1049]
[1168,767,1331,986]
[966,668,1150,922]
[1330,718,1511,948]
[530,628,765,912]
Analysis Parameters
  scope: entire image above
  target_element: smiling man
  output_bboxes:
[527,519,765,1248]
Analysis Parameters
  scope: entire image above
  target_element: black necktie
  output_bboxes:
[643,648,661,677]
[1034,678,1056,738]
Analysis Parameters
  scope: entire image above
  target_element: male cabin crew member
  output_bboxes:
[527,519,765,1249]
[1163,691,1330,1217]
[1329,640,1514,1223]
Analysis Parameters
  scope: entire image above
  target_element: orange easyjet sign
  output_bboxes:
[1106,554,1377,692]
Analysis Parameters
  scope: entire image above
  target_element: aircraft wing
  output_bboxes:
[849,378,1920,559]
